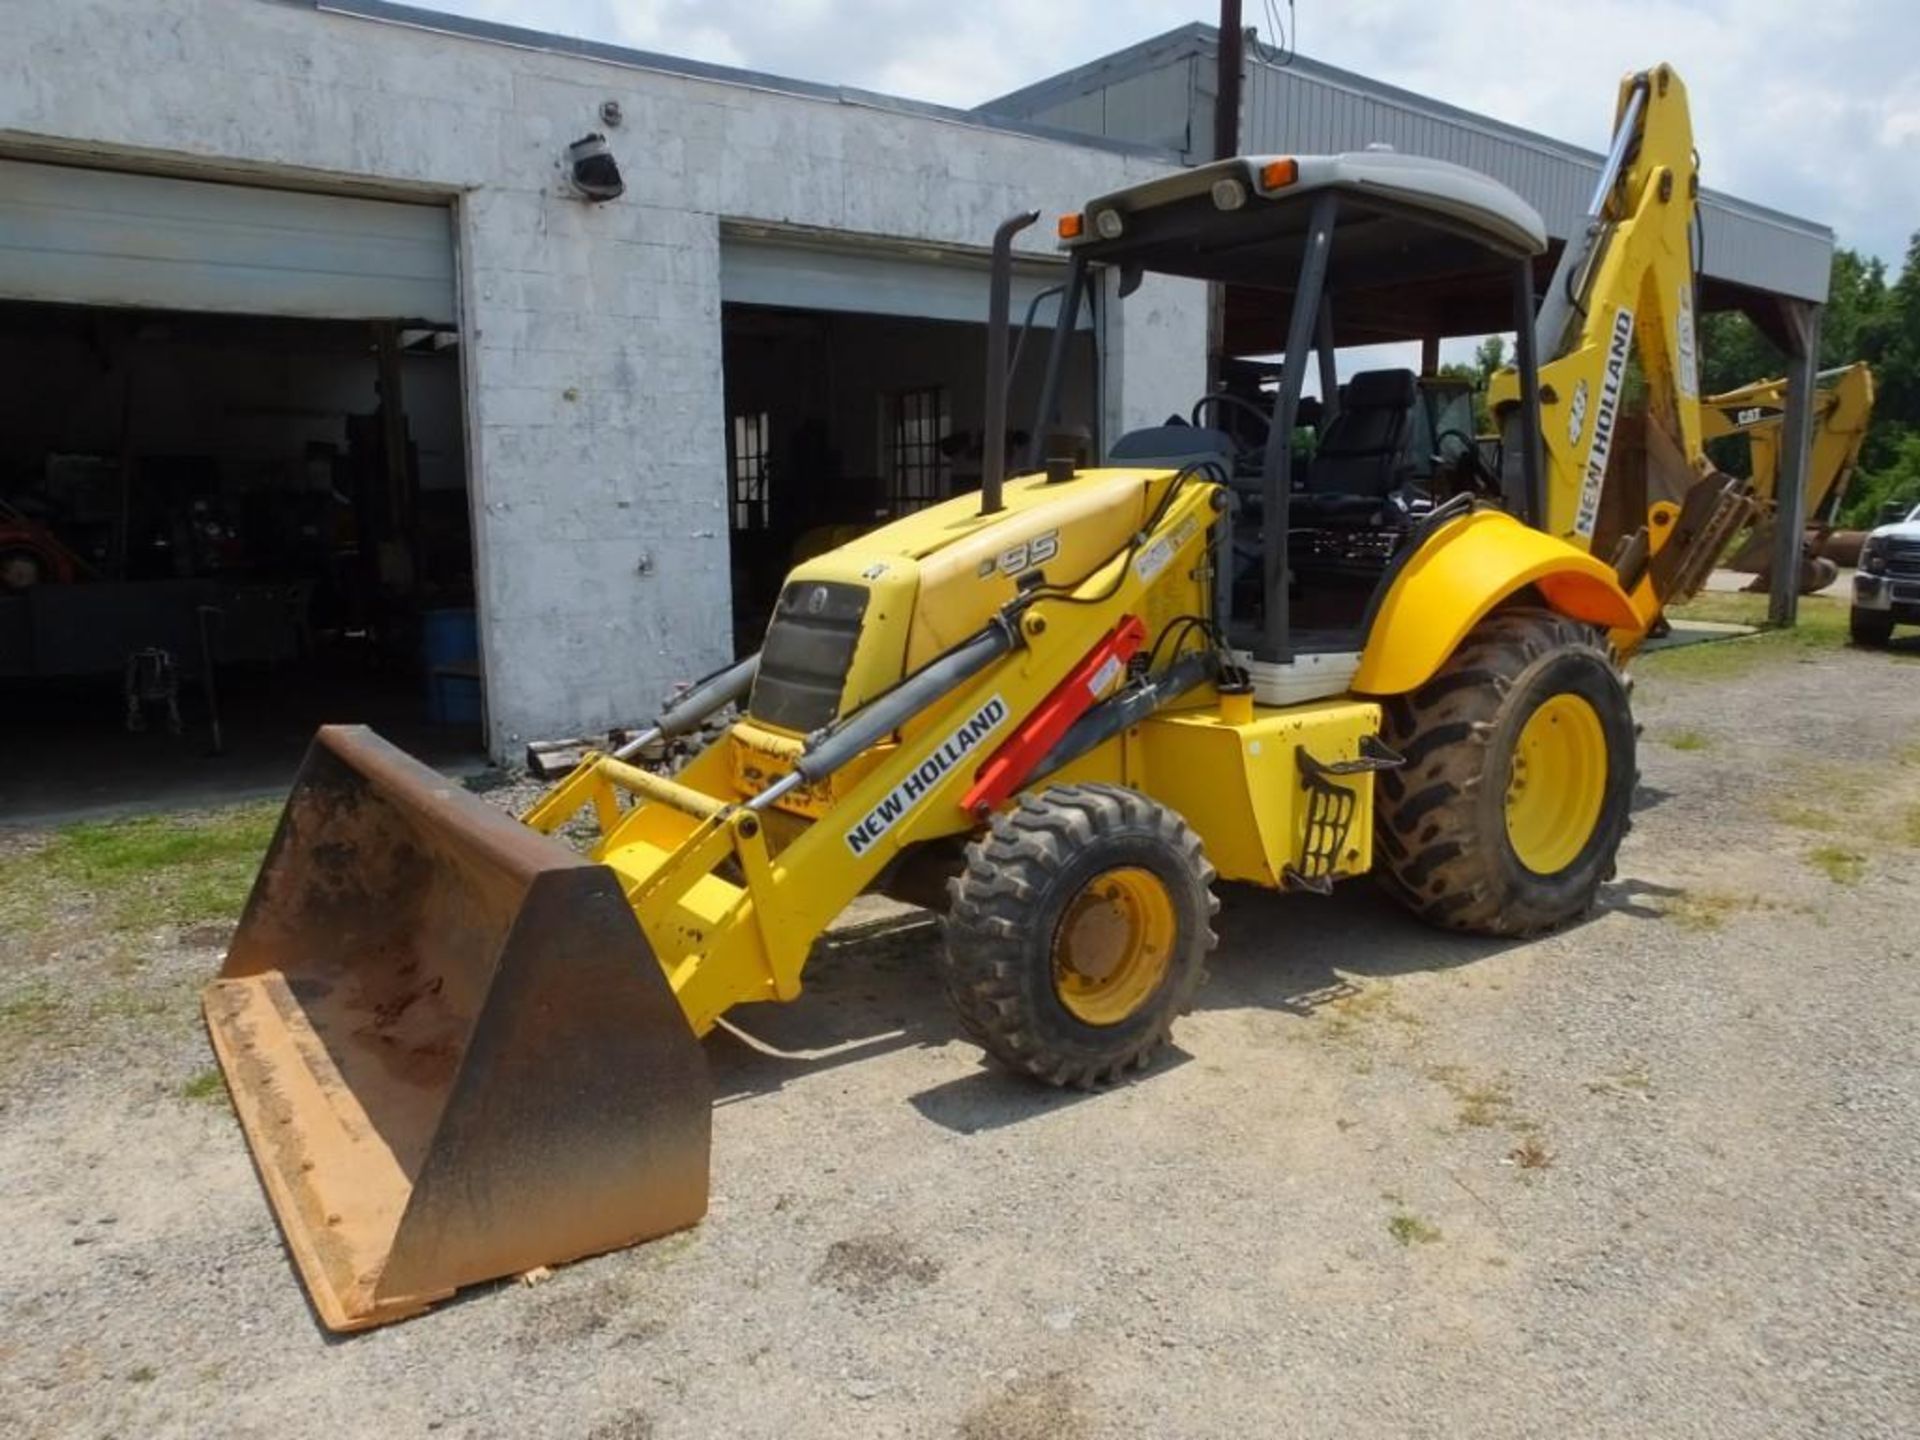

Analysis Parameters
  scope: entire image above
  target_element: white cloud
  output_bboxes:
[428,0,1919,267]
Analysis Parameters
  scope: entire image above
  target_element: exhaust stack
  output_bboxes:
[981,210,1040,516]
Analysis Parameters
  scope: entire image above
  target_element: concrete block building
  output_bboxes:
[0,4,1832,806]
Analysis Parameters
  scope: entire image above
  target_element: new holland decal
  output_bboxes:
[1575,306,1635,539]
[843,696,1009,856]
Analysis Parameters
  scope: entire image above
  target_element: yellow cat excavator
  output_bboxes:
[207,64,1734,1330]
[1702,361,1877,591]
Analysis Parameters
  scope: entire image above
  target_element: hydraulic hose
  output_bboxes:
[747,621,1018,811]
[613,653,759,760]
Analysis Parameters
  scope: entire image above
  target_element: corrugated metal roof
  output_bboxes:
[981,24,1833,305]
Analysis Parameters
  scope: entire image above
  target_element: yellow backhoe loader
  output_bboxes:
[207,64,1734,1330]
[1701,361,1877,591]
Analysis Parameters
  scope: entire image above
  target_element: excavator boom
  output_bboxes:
[1705,361,1877,588]
[1491,65,1746,644]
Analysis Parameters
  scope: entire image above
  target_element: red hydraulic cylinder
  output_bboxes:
[961,615,1147,818]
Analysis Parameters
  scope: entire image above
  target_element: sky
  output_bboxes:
[431,0,1919,273]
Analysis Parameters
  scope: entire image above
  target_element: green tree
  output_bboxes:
[1837,232,1920,524]
[1697,308,1781,397]
[1436,333,1510,431]
[1818,247,1888,371]
[1690,235,1920,527]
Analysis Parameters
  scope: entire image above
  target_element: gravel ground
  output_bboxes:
[3,633,1918,1440]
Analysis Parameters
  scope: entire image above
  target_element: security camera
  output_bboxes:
[566,133,624,202]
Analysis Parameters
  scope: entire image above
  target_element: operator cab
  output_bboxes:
[1026,151,1548,703]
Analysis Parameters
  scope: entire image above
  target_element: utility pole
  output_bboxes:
[1207,1,1244,394]
[1214,0,1243,162]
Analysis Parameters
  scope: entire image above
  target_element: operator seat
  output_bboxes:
[1296,368,1418,520]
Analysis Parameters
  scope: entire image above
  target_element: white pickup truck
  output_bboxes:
[1852,502,1920,646]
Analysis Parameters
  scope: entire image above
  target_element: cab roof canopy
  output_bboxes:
[1069,152,1551,352]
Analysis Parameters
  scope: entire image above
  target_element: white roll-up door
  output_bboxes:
[720,236,1089,330]
[0,159,455,324]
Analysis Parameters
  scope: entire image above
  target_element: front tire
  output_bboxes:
[941,784,1217,1088]
[1375,607,1636,937]
[1851,607,1894,648]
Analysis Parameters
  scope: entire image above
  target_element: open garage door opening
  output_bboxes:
[719,304,1097,653]
[0,301,481,818]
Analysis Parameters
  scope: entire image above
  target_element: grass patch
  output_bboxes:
[21,804,278,935]
[1664,890,1748,932]
[1388,1213,1442,1246]
[1659,728,1713,752]
[0,982,62,1033]
[89,988,172,1021]
[180,1067,227,1105]
[1320,981,1421,1043]
[1806,845,1866,885]
[1425,1063,1518,1130]
[1585,1066,1652,1099]
[1664,889,1814,931]
[1638,593,1849,682]
[1769,801,1843,834]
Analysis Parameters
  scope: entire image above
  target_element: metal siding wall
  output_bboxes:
[1240,61,1828,302]
[1033,91,1106,137]
[1029,58,1198,157]
[0,159,456,322]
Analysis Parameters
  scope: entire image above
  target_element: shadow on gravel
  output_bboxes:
[703,913,952,1106]
[701,868,1671,1127]
[1196,880,1507,1021]
[702,876,1570,1105]
[1595,876,1684,920]
[905,1049,1195,1135]
[1632,782,1676,813]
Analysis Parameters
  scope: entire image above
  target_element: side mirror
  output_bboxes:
[1880,500,1909,527]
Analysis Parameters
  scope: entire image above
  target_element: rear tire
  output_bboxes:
[1850,607,1894,648]
[941,784,1217,1088]
[1375,607,1635,937]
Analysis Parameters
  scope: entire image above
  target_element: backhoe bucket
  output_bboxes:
[203,725,711,1332]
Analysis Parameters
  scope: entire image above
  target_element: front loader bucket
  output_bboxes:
[203,725,711,1332]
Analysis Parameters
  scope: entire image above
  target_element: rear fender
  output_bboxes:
[1352,510,1638,696]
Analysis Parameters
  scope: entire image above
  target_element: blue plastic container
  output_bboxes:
[429,671,483,726]
[422,607,481,725]
[421,607,479,674]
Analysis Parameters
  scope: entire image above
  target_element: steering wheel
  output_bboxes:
[1190,393,1275,440]
[1189,393,1275,474]
[1433,427,1500,497]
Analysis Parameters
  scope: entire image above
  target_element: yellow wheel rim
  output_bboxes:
[1504,693,1608,875]
[1051,866,1177,1027]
